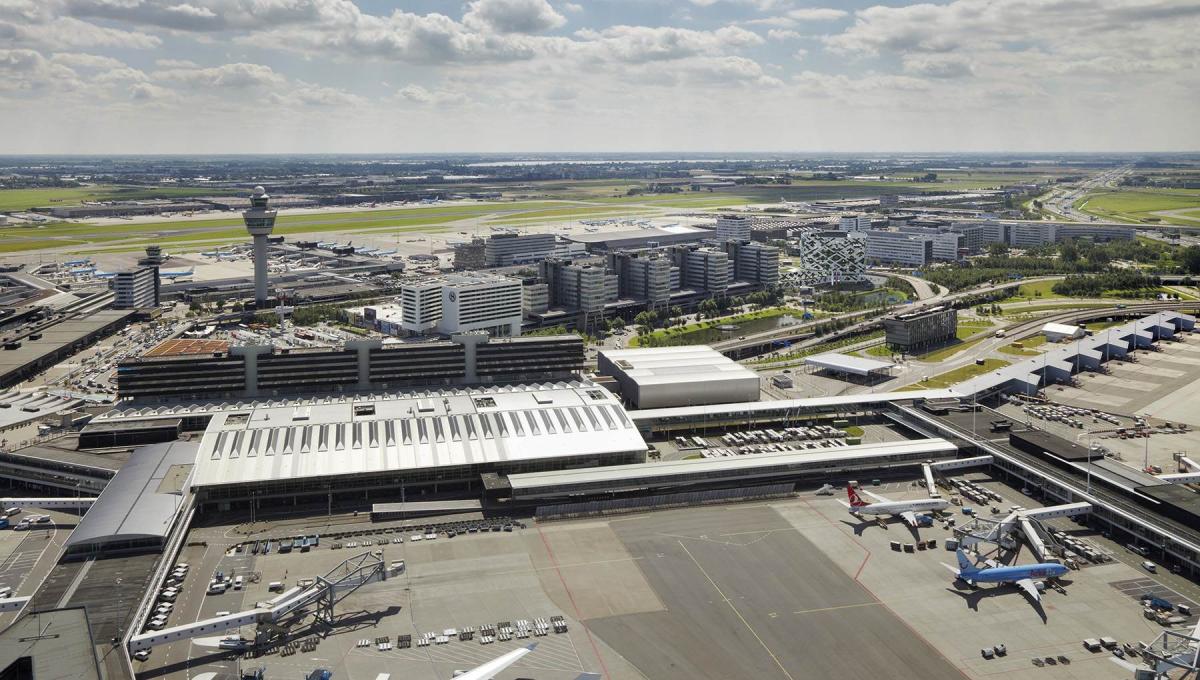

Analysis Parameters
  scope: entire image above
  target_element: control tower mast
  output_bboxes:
[243,185,277,308]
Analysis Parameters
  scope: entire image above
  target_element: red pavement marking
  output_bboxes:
[536,525,613,680]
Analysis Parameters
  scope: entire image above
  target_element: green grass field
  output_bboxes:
[0,185,235,213]
[998,334,1048,357]
[0,199,611,254]
[956,320,995,340]
[1075,188,1200,227]
[999,279,1063,303]
[902,359,1011,390]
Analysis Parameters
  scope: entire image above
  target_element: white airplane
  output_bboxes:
[450,643,597,680]
[838,484,949,527]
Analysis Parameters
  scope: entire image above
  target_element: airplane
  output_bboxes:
[68,266,97,275]
[94,270,117,279]
[943,548,1068,602]
[450,643,597,680]
[373,249,397,256]
[64,258,91,266]
[838,484,949,527]
[316,241,337,248]
[160,268,194,280]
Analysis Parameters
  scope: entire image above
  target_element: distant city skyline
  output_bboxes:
[1,0,1197,154]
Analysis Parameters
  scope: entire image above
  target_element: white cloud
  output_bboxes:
[153,62,286,88]
[394,84,468,106]
[786,8,847,22]
[0,15,161,49]
[902,54,973,79]
[463,0,566,34]
[766,28,801,40]
[575,25,763,63]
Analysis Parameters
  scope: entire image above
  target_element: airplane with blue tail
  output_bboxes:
[943,548,1068,602]
[64,258,91,266]
[160,268,194,280]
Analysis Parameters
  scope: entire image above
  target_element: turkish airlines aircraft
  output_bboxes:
[839,484,949,527]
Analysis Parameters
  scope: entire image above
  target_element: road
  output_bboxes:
[1040,166,1131,222]
[714,275,1064,355]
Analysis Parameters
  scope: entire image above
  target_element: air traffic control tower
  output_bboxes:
[243,185,277,308]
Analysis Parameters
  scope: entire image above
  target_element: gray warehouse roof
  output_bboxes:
[805,352,895,376]
[64,440,195,550]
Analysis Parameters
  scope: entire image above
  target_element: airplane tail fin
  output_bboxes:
[846,484,868,508]
[955,548,978,575]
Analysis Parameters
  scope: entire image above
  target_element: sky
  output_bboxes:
[1,0,1198,155]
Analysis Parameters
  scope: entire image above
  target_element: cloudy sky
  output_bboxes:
[1,0,1197,154]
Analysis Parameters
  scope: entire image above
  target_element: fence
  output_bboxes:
[535,483,795,520]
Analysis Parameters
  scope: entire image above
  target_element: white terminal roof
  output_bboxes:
[628,389,958,421]
[190,382,646,488]
[600,346,759,386]
[1042,322,1082,336]
[805,352,896,376]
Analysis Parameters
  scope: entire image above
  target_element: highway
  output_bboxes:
[1040,166,1131,222]
[714,275,1063,355]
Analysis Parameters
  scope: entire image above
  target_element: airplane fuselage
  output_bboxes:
[852,499,949,517]
[967,563,1068,584]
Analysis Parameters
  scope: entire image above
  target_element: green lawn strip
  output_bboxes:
[911,336,988,362]
[998,279,1064,303]
[0,185,238,212]
[633,307,814,348]
[487,207,658,224]
[901,359,1012,390]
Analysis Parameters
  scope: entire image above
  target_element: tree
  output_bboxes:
[987,242,1010,257]
[698,298,719,317]
[669,306,683,319]
[1059,241,1079,263]
[607,317,626,331]
[1181,246,1200,275]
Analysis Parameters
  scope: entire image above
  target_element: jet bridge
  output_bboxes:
[1144,620,1200,680]
[921,456,993,499]
[129,551,385,653]
[955,502,1091,562]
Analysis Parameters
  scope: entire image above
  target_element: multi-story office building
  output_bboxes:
[668,245,730,295]
[398,273,522,337]
[484,233,557,267]
[540,260,617,312]
[111,267,160,309]
[788,230,867,287]
[399,280,443,334]
[452,237,486,270]
[864,230,934,266]
[715,214,753,242]
[1008,222,1057,248]
[896,226,965,261]
[948,221,1002,253]
[884,306,957,351]
[1055,223,1135,242]
[724,241,781,287]
[839,213,872,232]
[606,251,672,309]
[522,281,549,316]
[115,335,585,401]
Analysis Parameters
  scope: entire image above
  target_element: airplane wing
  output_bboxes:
[899,510,918,527]
[452,643,536,680]
[1014,578,1041,602]
[860,489,891,503]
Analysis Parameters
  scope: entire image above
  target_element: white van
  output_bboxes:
[267,581,284,592]
[1142,561,1157,573]
[3,507,19,517]
[0,587,13,599]
[206,581,228,595]
[233,576,243,590]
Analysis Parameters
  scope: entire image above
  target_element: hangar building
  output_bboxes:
[596,346,760,409]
